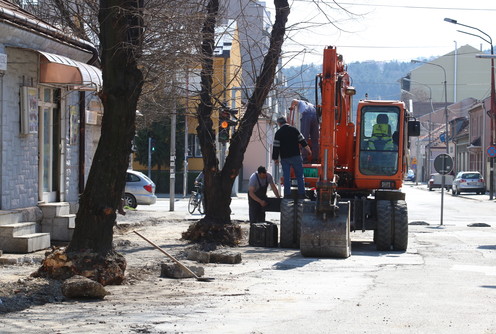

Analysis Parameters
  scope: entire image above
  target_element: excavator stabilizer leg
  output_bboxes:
[300,201,351,258]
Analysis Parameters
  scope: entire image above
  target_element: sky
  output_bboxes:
[279,0,496,66]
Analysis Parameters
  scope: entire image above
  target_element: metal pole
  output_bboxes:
[148,136,151,178]
[183,112,189,198]
[183,71,189,198]
[411,59,448,225]
[402,78,434,183]
[489,49,495,200]
[170,102,176,211]
[440,76,448,226]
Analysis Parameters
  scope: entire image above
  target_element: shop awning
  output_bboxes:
[467,137,482,150]
[38,51,102,91]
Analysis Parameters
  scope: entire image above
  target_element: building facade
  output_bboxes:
[0,1,102,252]
[403,45,493,186]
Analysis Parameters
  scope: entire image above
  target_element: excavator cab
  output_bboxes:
[359,106,400,177]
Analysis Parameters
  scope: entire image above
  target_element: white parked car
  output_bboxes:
[428,173,453,191]
[124,170,157,208]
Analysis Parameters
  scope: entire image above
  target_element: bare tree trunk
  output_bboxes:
[35,0,144,285]
[183,0,290,245]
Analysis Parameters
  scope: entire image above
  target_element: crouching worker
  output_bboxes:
[248,166,280,223]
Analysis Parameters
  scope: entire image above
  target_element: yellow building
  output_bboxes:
[185,20,243,173]
[132,20,243,186]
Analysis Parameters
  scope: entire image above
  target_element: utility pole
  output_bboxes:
[411,59,448,225]
[170,88,177,211]
[183,70,189,198]
[148,136,151,178]
[183,112,188,197]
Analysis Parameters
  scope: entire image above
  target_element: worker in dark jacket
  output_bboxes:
[272,116,311,198]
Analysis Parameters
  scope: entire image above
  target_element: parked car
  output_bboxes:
[452,171,485,195]
[428,173,453,191]
[405,169,415,182]
[124,170,157,208]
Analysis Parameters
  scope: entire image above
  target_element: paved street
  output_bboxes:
[0,183,495,333]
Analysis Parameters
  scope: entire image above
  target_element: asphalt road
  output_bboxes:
[108,184,496,333]
[1,183,495,333]
[124,184,496,333]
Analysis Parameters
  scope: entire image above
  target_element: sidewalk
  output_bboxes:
[127,192,280,223]
[0,193,269,264]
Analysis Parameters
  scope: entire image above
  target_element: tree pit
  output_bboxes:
[32,248,126,286]
[182,218,242,247]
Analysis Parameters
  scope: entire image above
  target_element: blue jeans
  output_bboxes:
[281,155,305,196]
[300,111,319,162]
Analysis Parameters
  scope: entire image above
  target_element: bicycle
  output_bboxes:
[188,182,204,214]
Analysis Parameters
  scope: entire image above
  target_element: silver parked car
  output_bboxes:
[452,171,485,195]
[124,170,157,208]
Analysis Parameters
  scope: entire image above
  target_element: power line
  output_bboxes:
[320,2,496,11]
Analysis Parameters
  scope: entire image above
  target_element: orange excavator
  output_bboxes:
[280,46,420,257]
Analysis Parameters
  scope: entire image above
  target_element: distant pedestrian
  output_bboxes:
[272,116,311,199]
[248,166,280,223]
[194,171,205,207]
[290,99,319,163]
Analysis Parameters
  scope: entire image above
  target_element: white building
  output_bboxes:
[0,1,102,252]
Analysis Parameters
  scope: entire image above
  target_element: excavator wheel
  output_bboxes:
[392,200,408,251]
[300,201,351,258]
[280,199,302,248]
[375,200,392,251]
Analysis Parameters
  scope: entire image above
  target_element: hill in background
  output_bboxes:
[282,60,419,111]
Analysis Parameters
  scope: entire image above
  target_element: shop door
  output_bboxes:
[38,87,60,202]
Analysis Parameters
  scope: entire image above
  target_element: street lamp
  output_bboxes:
[401,78,434,182]
[410,60,449,155]
[411,59,449,226]
[444,17,495,200]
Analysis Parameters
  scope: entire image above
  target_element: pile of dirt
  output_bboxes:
[0,276,64,313]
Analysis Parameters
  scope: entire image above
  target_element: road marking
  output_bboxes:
[452,264,496,276]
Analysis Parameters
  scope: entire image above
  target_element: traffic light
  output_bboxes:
[219,127,230,143]
[150,138,156,153]
[218,108,238,143]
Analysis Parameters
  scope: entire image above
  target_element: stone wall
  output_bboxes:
[1,47,39,210]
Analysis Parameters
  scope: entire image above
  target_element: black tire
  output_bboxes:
[392,200,408,251]
[124,193,137,209]
[375,200,392,251]
[280,199,299,248]
[295,200,303,245]
[188,193,198,214]
[451,188,456,196]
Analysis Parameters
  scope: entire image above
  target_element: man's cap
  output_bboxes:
[277,116,287,124]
